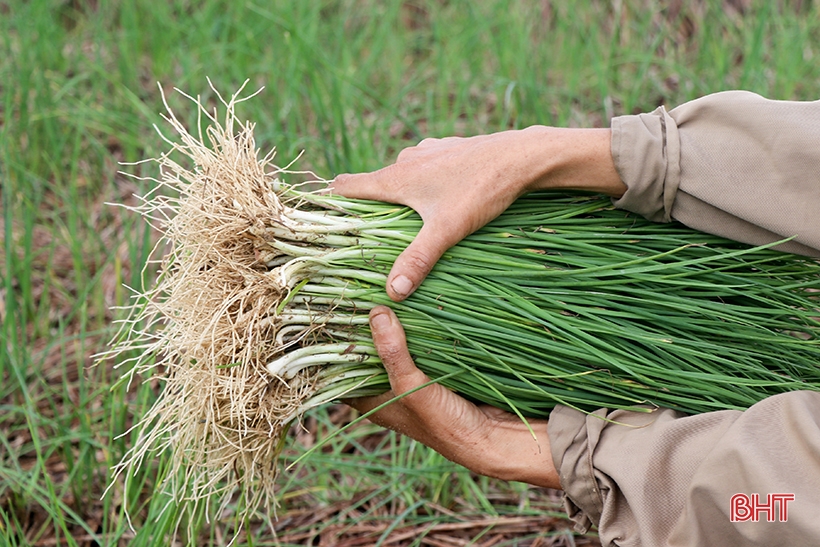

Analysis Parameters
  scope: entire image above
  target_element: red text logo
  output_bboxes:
[730,493,794,522]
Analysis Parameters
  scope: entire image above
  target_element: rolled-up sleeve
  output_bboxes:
[548,392,820,547]
[611,90,820,256]
[554,92,820,545]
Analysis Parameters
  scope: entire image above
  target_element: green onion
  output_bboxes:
[106,86,820,522]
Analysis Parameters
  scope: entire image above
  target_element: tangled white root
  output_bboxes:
[104,82,324,524]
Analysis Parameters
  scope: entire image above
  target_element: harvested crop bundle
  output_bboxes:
[107,84,820,521]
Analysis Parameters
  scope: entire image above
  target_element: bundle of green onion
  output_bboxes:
[109,86,820,519]
[268,189,820,415]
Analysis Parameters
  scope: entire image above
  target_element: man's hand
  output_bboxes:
[347,306,561,490]
[335,127,625,489]
[331,127,624,301]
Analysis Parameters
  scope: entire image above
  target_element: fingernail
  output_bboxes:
[370,310,391,332]
[390,275,413,297]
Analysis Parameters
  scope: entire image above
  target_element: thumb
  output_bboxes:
[369,306,431,399]
[386,222,451,301]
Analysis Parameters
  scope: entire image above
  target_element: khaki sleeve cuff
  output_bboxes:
[547,393,820,547]
[610,106,681,223]
[609,91,820,256]
[547,405,608,533]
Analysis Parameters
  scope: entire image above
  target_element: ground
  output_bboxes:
[2,0,819,545]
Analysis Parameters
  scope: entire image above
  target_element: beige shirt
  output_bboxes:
[548,91,820,547]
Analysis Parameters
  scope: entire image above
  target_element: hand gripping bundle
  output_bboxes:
[107,85,820,521]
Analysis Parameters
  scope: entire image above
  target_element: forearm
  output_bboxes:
[515,126,626,198]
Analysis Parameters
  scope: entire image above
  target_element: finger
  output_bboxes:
[369,306,431,396]
[330,164,404,203]
[398,136,463,161]
[369,305,461,416]
[386,222,451,301]
[396,145,420,163]
[416,136,461,147]
[368,306,503,464]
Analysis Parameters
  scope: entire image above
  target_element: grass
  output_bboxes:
[1,0,819,544]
